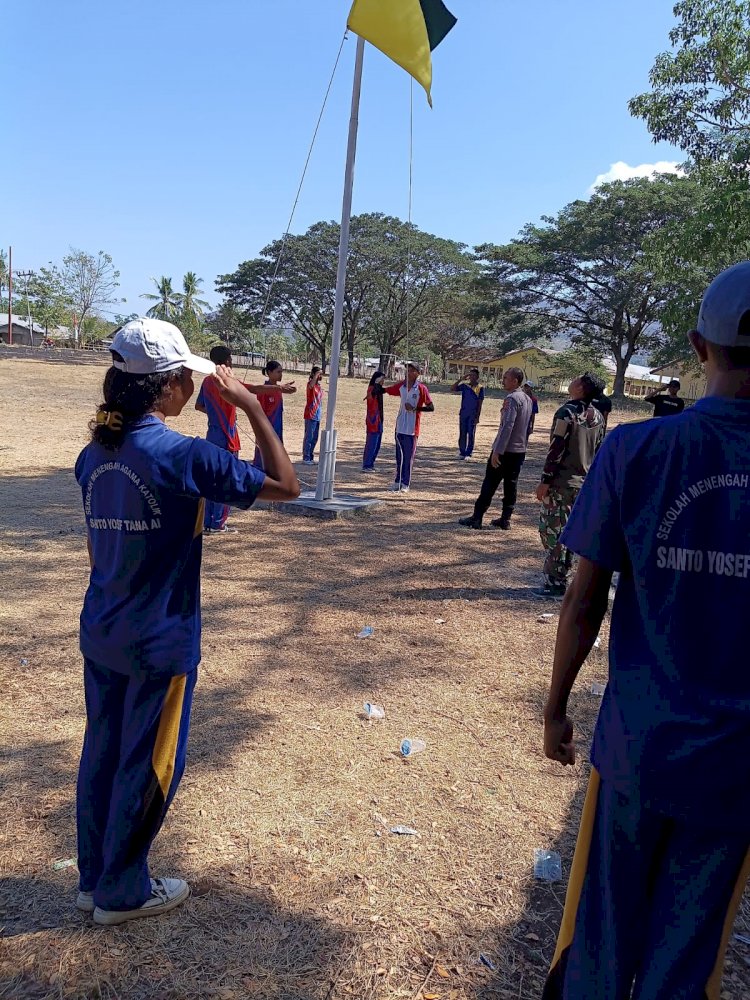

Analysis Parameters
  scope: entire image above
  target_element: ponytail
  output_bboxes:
[263,359,282,377]
[89,353,184,449]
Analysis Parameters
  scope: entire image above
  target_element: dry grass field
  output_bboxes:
[1,355,748,1000]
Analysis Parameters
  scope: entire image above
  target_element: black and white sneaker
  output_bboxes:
[93,877,190,926]
[76,890,95,913]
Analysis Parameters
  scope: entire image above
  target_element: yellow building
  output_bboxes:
[650,362,706,401]
[447,345,675,398]
[446,346,560,386]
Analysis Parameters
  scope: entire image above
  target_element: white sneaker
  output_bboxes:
[302,459,315,466]
[76,890,95,913]
[400,486,410,493]
[93,877,190,926]
[389,483,401,492]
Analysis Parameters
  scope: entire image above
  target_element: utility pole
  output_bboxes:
[17,270,34,347]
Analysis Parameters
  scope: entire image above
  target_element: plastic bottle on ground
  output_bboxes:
[533,849,562,881]
[364,702,385,720]
[400,738,426,758]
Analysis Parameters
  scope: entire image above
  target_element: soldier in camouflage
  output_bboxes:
[534,373,606,599]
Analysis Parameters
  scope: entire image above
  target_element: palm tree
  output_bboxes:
[140,276,181,321]
[178,271,210,326]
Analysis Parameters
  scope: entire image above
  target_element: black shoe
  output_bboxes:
[458,516,482,529]
[532,584,566,600]
[490,517,512,530]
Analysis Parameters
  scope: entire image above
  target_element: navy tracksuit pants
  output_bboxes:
[458,414,477,457]
[204,433,232,531]
[394,433,417,487]
[76,659,196,911]
[303,419,320,462]
[362,430,383,469]
[544,770,750,1000]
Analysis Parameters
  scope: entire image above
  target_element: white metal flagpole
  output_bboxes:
[315,34,366,502]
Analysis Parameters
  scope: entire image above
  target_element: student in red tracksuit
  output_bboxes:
[195,346,295,532]
[302,366,324,465]
[252,361,297,472]
[362,370,386,472]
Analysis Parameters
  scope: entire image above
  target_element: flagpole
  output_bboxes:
[315,34,365,502]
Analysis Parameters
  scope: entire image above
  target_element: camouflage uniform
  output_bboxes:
[538,398,605,591]
[539,486,579,587]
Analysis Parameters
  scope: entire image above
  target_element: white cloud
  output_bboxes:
[587,160,685,194]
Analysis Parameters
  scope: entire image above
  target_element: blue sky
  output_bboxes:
[6,0,682,316]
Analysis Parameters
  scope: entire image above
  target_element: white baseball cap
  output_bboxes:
[111,318,215,375]
[697,261,750,347]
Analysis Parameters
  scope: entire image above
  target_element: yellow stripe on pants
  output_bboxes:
[152,674,187,799]
[549,768,601,971]
[193,498,205,538]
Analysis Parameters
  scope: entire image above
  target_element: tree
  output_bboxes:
[478,175,700,397]
[27,267,70,335]
[217,230,336,371]
[357,219,475,372]
[140,276,181,321]
[629,0,750,357]
[204,302,257,350]
[629,0,750,166]
[550,345,610,388]
[216,213,475,375]
[423,279,496,378]
[643,163,750,359]
[179,271,209,315]
[57,249,121,345]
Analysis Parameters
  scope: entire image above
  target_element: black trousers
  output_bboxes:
[472,451,526,521]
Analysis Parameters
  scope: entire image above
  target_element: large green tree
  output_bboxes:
[629,0,750,165]
[217,225,337,371]
[356,217,475,373]
[643,163,750,361]
[478,175,700,397]
[630,0,750,356]
[216,213,475,375]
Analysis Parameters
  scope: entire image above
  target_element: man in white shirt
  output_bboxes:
[384,362,435,492]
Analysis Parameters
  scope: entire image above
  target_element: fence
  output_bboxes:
[0,343,110,365]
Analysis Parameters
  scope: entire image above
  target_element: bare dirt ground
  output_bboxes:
[1,357,748,1000]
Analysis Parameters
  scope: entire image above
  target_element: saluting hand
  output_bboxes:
[213,364,257,409]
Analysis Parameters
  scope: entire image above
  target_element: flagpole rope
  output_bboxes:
[243,30,349,378]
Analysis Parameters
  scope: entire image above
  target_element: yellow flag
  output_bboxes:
[347,0,456,106]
